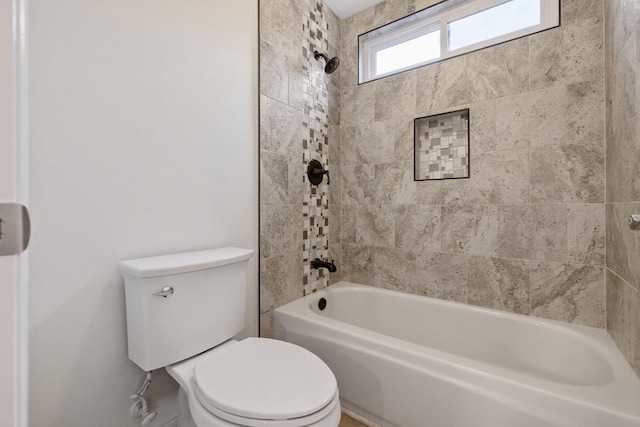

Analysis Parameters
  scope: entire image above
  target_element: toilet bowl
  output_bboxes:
[119,248,341,427]
[167,339,341,427]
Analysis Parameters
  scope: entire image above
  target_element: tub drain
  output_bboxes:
[318,298,327,311]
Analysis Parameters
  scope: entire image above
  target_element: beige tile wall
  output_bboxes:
[260,0,302,337]
[340,0,607,328]
[258,0,640,382]
[259,0,342,336]
[604,0,640,377]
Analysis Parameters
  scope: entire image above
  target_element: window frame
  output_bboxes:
[360,0,560,84]
[364,19,442,81]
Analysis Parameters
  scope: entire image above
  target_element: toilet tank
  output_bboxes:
[119,247,254,371]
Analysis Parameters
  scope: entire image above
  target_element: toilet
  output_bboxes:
[119,247,341,427]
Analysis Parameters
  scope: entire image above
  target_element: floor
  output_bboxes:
[339,414,367,427]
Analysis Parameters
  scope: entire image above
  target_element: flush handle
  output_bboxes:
[630,214,640,231]
[152,286,174,297]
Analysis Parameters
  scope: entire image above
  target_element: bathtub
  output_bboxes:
[274,282,640,427]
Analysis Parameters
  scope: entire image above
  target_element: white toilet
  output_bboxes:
[119,247,341,427]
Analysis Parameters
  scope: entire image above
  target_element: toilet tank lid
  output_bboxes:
[118,247,254,278]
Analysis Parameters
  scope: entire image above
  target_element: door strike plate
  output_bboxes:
[0,203,30,256]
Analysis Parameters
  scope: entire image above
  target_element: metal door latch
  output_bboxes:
[0,203,30,256]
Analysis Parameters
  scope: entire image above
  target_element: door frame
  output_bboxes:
[0,0,28,426]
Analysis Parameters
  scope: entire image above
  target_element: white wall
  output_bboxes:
[28,1,258,426]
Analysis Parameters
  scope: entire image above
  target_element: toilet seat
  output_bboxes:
[193,338,338,427]
[195,388,340,427]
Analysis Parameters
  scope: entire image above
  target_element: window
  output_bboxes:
[376,28,441,75]
[359,0,559,83]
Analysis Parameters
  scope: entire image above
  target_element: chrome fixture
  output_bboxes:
[129,371,157,425]
[311,258,337,273]
[630,214,640,231]
[152,286,174,297]
[314,51,340,74]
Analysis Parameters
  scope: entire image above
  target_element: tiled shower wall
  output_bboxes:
[259,0,640,378]
[604,1,640,376]
[259,0,341,337]
[301,2,342,293]
[340,0,607,327]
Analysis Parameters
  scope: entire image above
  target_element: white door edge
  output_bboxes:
[0,0,28,426]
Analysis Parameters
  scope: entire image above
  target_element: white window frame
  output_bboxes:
[364,19,442,81]
[360,0,559,83]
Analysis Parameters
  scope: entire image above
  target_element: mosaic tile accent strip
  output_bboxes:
[302,0,330,295]
[414,109,470,180]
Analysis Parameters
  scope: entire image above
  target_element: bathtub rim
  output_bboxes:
[274,281,640,420]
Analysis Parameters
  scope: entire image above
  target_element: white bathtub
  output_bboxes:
[274,282,640,427]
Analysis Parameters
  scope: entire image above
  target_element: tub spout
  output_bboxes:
[311,258,337,273]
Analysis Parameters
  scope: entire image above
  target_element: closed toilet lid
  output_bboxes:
[194,338,338,421]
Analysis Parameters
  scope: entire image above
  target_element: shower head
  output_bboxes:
[314,51,340,74]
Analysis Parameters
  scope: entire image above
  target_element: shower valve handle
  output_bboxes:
[312,168,330,185]
[307,160,330,185]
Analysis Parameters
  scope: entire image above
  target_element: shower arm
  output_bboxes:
[314,51,329,62]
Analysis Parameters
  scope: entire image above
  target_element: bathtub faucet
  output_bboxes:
[311,258,337,273]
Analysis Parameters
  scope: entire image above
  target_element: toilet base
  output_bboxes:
[178,388,197,427]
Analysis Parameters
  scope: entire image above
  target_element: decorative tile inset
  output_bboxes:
[414,109,470,180]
